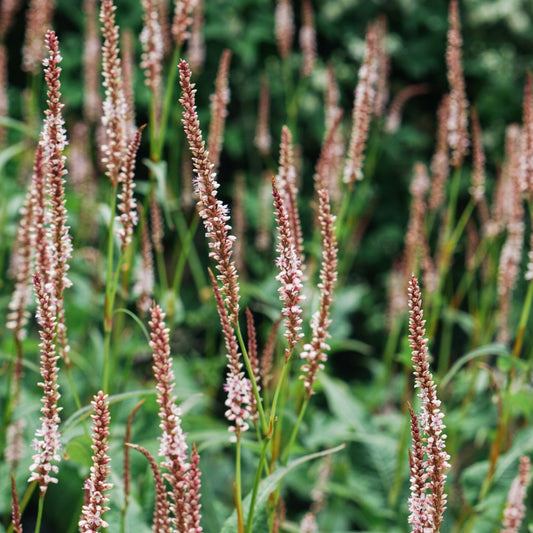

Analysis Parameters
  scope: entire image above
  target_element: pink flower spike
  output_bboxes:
[126,443,172,532]
[28,274,62,494]
[116,126,144,252]
[207,49,232,172]
[179,59,240,324]
[79,391,112,532]
[100,0,128,188]
[408,274,450,531]
[149,303,191,529]
[446,0,469,168]
[172,0,198,48]
[208,269,252,436]
[300,188,338,397]
[343,23,379,185]
[11,473,23,533]
[501,456,531,533]
[275,0,294,60]
[272,177,304,361]
[42,29,72,366]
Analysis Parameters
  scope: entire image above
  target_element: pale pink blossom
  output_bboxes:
[272,179,304,361]
[79,391,112,532]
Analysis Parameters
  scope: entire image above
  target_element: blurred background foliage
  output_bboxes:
[1,0,533,531]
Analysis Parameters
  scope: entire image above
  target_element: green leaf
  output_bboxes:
[0,118,38,138]
[143,158,174,229]
[0,142,28,172]
[64,434,93,468]
[440,343,510,389]
[319,373,367,432]
[220,444,345,533]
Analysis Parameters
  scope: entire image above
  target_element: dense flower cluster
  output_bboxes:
[179,59,240,323]
[300,189,338,397]
[79,391,112,532]
[408,275,450,532]
[28,274,62,493]
[100,0,128,187]
[272,178,304,360]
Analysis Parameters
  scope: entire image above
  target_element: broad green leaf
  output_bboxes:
[319,373,367,432]
[220,444,345,533]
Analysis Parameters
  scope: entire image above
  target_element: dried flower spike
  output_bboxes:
[79,391,112,532]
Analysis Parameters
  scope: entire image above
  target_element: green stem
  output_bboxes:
[269,361,290,424]
[388,406,411,509]
[438,313,453,376]
[102,187,118,394]
[34,494,45,533]
[174,209,207,291]
[156,47,181,160]
[235,436,245,533]
[513,279,533,359]
[171,214,200,296]
[235,323,268,436]
[281,396,308,466]
[377,316,403,390]
[246,438,270,533]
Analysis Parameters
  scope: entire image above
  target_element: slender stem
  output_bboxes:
[378,316,403,390]
[281,396,308,466]
[246,438,270,533]
[171,214,200,295]
[438,313,453,376]
[235,323,268,436]
[235,436,245,533]
[154,246,169,294]
[156,47,181,159]
[269,361,290,424]
[34,494,45,533]
[102,187,118,394]
[149,95,158,160]
[174,209,206,291]
[513,279,533,359]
